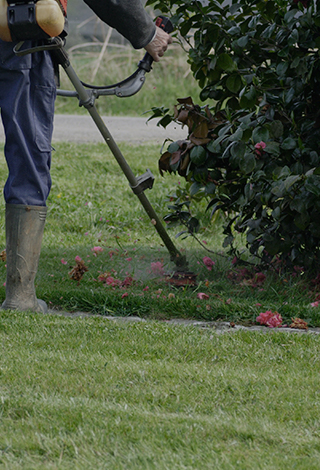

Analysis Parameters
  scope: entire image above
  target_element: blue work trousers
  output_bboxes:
[0,40,56,206]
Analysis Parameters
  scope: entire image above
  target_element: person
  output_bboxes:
[0,0,172,312]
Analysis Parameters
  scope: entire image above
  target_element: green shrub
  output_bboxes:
[147,0,320,272]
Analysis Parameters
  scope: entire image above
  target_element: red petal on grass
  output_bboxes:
[197,292,209,300]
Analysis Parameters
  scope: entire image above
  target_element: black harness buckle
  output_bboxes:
[7,1,48,42]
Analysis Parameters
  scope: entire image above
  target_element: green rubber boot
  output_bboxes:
[1,204,48,313]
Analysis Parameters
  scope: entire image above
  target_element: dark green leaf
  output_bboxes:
[272,206,281,220]
[158,115,173,128]
[290,198,306,214]
[226,74,243,93]
[229,128,243,142]
[237,35,249,48]
[167,142,180,153]
[269,121,284,139]
[205,182,216,195]
[305,176,320,197]
[284,175,301,190]
[187,217,200,233]
[230,141,246,159]
[240,153,256,174]
[287,29,299,46]
[285,88,295,105]
[252,127,269,144]
[216,53,237,72]
[276,62,289,77]
[281,138,296,150]
[190,146,207,166]
[189,181,203,196]
[294,213,310,230]
[271,181,285,197]
[264,142,280,157]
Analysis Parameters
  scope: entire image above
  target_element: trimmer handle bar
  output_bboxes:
[13,16,173,99]
[77,15,174,97]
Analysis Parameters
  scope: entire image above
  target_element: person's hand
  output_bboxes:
[144,26,173,62]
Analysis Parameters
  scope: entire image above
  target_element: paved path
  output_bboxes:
[47,310,320,335]
[0,114,187,144]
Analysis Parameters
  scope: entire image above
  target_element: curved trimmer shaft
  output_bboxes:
[56,47,188,270]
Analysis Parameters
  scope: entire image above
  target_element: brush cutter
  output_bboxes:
[14,17,196,282]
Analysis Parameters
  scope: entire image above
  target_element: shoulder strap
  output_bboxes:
[6,0,67,14]
[59,0,67,15]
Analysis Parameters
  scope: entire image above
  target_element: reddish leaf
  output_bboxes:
[69,259,89,283]
[290,318,308,329]
[189,134,211,145]
[177,97,194,105]
[159,151,172,176]
[193,119,209,139]
[170,150,182,166]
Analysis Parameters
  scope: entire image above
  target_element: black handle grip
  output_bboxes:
[155,16,174,34]
[138,16,174,72]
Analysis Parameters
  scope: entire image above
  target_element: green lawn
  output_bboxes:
[0,312,320,469]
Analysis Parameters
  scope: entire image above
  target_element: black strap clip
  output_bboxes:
[130,169,155,195]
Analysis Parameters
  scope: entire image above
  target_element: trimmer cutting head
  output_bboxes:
[165,270,197,287]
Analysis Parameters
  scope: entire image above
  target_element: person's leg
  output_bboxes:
[1,204,48,311]
[0,49,55,206]
[0,45,56,312]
